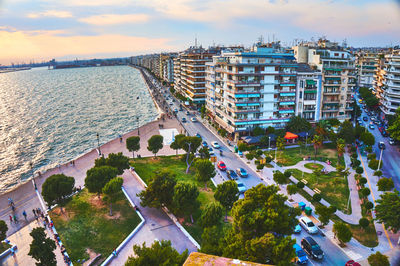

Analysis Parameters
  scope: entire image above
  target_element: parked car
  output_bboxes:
[196,133,202,139]
[301,237,324,260]
[190,117,197,122]
[378,141,386,150]
[217,161,227,171]
[211,141,220,149]
[363,116,368,121]
[299,216,318,234]
[345,260,361,266]
[208,147,215,155]
[174,108,178,113]
[294,224,302,234]
[236,180,247,194]
[202,141,208,147]
[238,150,243,157]
[227,170,238,180]
[369,124,375,130]
[181,117,186,123]
[236,168,248,178]
[389,138,395,145]
[186,111,190,115]
[293,243,309,264]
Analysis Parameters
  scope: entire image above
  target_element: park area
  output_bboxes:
[0,241,11,254]
[271,142,345,167]
[131,155,223,243]
[49,189,141,264]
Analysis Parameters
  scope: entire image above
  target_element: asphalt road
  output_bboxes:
[146,75,350,265]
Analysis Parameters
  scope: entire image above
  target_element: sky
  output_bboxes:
[0,0,400,65]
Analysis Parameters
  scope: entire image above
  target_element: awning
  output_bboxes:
[284,132,298,140]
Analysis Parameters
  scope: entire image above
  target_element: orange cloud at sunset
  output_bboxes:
[0,30,175,64]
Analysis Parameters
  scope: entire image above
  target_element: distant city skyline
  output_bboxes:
[1,0,400,65]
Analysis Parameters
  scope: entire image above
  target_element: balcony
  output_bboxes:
[323,90,340,95]
[323,99,340,104]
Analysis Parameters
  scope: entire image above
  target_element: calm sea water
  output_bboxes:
[0,66,158,192]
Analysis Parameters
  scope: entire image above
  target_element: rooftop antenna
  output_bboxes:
[195,34,198,48]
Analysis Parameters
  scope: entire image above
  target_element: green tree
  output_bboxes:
[201,202,223,228]
[359,217,370,231]
[367,251,390,266]
[200,105,206,118]
[273,171,289,185]
[336,138,345,166]
[125,240,188,266]
[214,180,239,221]
[276,136,285,151]
[375,190,400,232]
[312,193,322,202]
[368,159,380,170]
[284,170,291,178]
[316,120,330,137]
[41,174,75,206]
[200,226,224,256]
[374,170,383,177]
[178,136,202,173]
[316,205,336,226]
[102,177,123,216]
[296,181,305,189]
[85,166,118,196]
[0,220,7,241]
[222,184,299,265]
[286,184,298,200]
[95,152,130,175]
[28,227,57,266]
[286,115,311,133]
[360,187,370,197]
[360,131,375,147]
[138,170,176,209]
[238,142,248,152]
[312,135,323,160]
[198,146,210,159]
[355,125,366,139]
[377,178,394,191]
[356,166,364,174]
[252,126,265,136]
[333,222,352,244]
[194,159,216,189]
[352,101,362,121]
[172,182,199,223]
[388,113,400,142]
[147,135,164,157]
[170,134,185,156]
[245,152,254,162]
[126,136,140,158]
[338,121,355,144]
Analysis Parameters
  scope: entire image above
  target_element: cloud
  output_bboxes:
[0,30,175,64]
[79,14,149,25]
[27,10,73,19]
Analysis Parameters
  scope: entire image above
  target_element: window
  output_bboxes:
[300,80,304,88]
[299,91,303,99]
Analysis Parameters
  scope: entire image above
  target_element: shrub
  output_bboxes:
[367,153,376,161]
[351,153,358,159]
[245,153,254,161]
[256,149,263,157]
[359,178,367,185]
[373,170,382,177]
[356,167,364,174]
[360,187,371,197]
[359,217,370,229]
[365,201,374,210]
[284,170,291,178]
[312,193,322,202]
[254,160,260,165]
[256,164,264,171]
[365,146,373,153]
[368,159,380,170]
[265,156,272,163]
[352,160,361,168]
[377,178,394,191]
[296,182,305,189]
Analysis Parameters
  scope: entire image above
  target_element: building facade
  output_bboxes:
[356,52,378,89]
[379,49,400,117]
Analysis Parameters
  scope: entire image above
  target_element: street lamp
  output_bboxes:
[30,162,37,189]
[268,136,271,151]
[137,116,140,135]
[96,133,101,155]
[377,146,384,171]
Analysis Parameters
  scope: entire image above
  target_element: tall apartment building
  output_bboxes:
[293,39,355,121]
[159,53,176,83]
[174,46,220,106]
[205,42,298,139]
[356,52,379,88]
[295,64,322,122]
[378,49,400,117]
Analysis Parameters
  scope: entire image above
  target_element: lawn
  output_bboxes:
[0,242,11,254]
[131,155,217,244]
[268,144,345,167]
[289,169,351,214]
[304,163,324,171]
[49,189,141,264]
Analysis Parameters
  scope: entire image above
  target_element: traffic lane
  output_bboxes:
[292,230,349,266]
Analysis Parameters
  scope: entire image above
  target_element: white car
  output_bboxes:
[211,141,220,149]
[190,117,197,122]
[299,216,318,234]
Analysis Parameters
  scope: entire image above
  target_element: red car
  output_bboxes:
[345,260,361,266]
[217,161,227,171]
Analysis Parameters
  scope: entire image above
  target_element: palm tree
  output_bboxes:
[336,138,345,166]
[316,120,330,137]
[312,135,323,161]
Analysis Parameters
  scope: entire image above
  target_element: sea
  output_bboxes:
[0,65,158,193]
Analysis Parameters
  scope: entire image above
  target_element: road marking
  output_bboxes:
[357,147,393,249]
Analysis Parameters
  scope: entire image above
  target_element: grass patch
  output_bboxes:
[49,189,141,264]
[289,169,351,214]
[0,242,11,254]
[304,163,324,171]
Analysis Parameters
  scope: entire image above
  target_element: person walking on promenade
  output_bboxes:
[13,214,18,223]
[22,210,27,221]
[11,205,15,212]
[9,215,13,224]
[32,209,36,217]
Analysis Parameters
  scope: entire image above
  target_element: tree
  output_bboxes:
[0,220,7,241]
[284,170,291,178]
[286,115,311,133]
[360,187,371,197]
[28,227,57,266]
[252,126,265,136]
[147,135,164,157]
[125,240,188,266]
[336,138,345,166]
[365,201,374,213]
[222,184,300,265]
[126,136,140,158]
[178,136,202,173]
[138,170,176,209]
[172,182,199,223]
[42,174,75,206]
[368,251,390,266]
[333,222,352,244]
[338,121,355,144]
[316,205,336,226]
[316,120,330,137]
[276,136,285,151]
[102,177,123,216]
[374,170,383,177]
[360,131,375,147]
[352,101,362,121]
[200,226,224,256]
[198,146,210,159]
[296,181,305,189]
[273,171,289,185]
[375,190,400,233]
[238,142,248,152]
[214,181,239,221]
[286,184,298,200]
[388,114,400,142]
[85,166,118,196]
[355,124,366,139]
[170,134,184,156]
[359,217,370,230]
[95,152,130,175]
[245,152,254,162]
[377,178,394,191]
[312,193,322,202]
[355,166,364,174]
[194,159,216,189]
[359,177,367,186]
[368,159,380,170]
[201,202,223,228]
[312,135,323,160]
[200,105,206,118]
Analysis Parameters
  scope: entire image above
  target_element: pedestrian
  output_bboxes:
[37,208,41,215]
[43,220,46,228]
[11,205,15,212]
[13,215,18,223]
[22,210,27,220]
[32,209,36,216]
[41,213,44,219]
[9,215,13,223]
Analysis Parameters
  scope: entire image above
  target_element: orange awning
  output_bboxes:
[284,132,298,140]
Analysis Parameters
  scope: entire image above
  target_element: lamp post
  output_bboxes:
[30,162,37,190]
[137,116,140,135]
[305,132,308,152]
[96,133,101,155]
[377,147,384,171]
[268,136,271,152]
